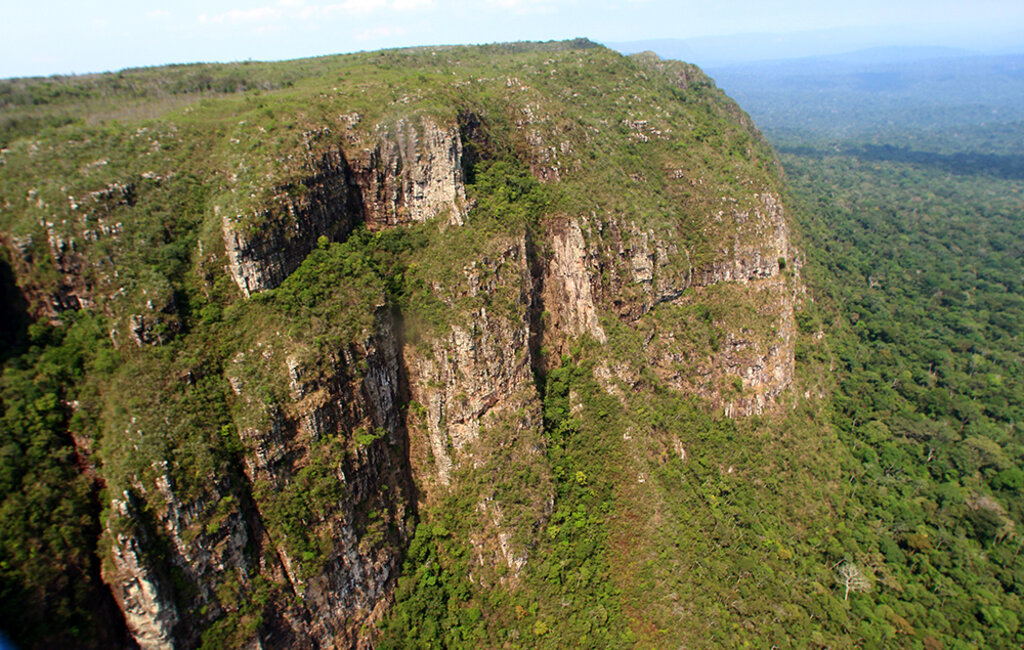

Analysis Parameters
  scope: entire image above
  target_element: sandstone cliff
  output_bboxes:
[222,117,467,298]
[0,41,803,649]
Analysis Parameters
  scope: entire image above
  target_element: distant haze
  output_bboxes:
[608,24,1024,68]
[4,0,1024,78]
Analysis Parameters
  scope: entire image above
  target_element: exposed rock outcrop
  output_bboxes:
[229,308,414,647]
[542,218,607,345]
[692,192,792,287]
[103,309,415,649]
[688,192,797,416]
[222,145,362,297]
[404,235,538,485]
[104,495,183,650]
[399,233,552,582]
[0,42,808,649]
[539,192,798,416]
[222,118,467,297]
[353,118,467,230]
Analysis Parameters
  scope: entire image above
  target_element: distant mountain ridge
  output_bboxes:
[705,51,1024,140]
[610,32,1024,140]
[607,25,1024,67]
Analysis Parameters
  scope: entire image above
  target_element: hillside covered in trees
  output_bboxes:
[0,40,1021,648]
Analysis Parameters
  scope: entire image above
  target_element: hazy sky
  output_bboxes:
[4,0,1024,78]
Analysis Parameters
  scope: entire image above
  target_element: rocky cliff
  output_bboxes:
[221,143,362,298]
[0,41,804,649]
[222,117,466,298]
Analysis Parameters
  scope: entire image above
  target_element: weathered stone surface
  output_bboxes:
[539,192,798,416]
[405,235,537,485]
[353,118,467,230]
[104,310,414,649]
[692,192,792,287]
[230,309,414,647]
[656,192,798,415]
[401,234,551,581]
[0,48,806,648]
[100,164,800,650]
[222,145,361,297]
[222,117,467,297]
[542,218,607,345]
[104,495,182,650]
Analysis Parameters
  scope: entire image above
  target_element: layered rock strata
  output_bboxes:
[222,118,467,297]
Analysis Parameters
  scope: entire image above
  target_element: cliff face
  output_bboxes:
[402,232,551,581]
[99,309,415,649]
[230,308,414,647]
[405,235,535,484]
[222,144,362,298]
[353,118,467,230]
[540,191,796,416]
[222,117,466,298]
[2,181,131,322]
[0,42,803,649]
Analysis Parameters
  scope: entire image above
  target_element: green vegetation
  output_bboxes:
[5,36,1018,650]
[780,132,1024,646]
[0,313,119,646]
[380,51,1024,648]
[708,50,1024,645]
[711,53,1024,143]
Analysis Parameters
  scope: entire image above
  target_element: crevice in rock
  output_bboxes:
[389,305,421,527]
[457,109,491,185]
[525,226,549,388]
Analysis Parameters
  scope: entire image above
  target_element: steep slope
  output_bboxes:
[0,41,832,648]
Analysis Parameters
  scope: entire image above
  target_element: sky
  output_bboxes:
[4,0,1024,78]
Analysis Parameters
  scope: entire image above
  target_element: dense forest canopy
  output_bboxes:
[715,49,1024,646]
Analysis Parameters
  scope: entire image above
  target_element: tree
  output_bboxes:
[835,561,871,601]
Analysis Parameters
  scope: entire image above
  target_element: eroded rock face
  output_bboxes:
[405,236,537,485]
[104,495,182,650]
[222,145,362,297]
[543,218,607,345]
[98,137,798,650]
[689,192,798,416]
[0,181,130,323]
[548,216,693,325]
[2,45,810,650]
[230,309,414,647]
[692,192,792,287]
[105,310,414,649]
[103,465,258,649]
[402,234,551,581]
[540,192,798,417]
[353,118,467,230]
[222,118,467,297]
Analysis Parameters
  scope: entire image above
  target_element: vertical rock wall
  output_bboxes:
[402,234,550,580]
[539,192,798,416]
[404,235,535,485]
[232,309,414,648]
[221,117,467,298]
[353,119,467,230]
[102,310,415,649]
[222,145,362,297]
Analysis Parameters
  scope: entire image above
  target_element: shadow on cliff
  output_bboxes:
[524,228,549,385]
[391,305,422,521]
[0,255,30,361]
